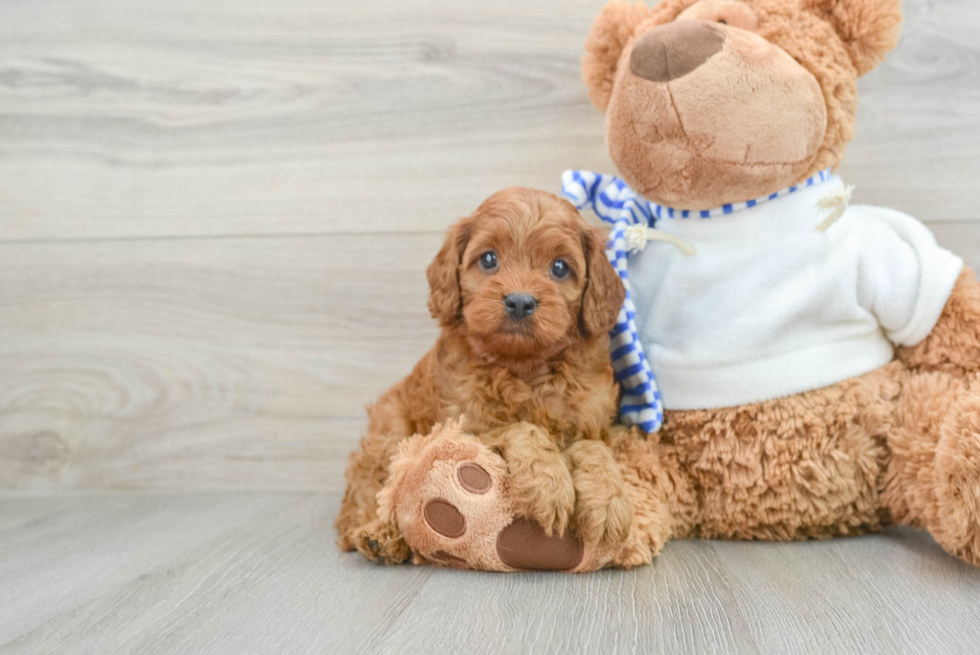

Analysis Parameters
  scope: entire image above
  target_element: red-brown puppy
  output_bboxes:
[336,187,633,564]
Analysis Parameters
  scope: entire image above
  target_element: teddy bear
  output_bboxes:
[354,0,980,572]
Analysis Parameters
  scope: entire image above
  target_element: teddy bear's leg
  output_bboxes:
[885,268,980,565]
[932,377,980,564]
[378,420,689,572]
[378,421,588,571]
[886,370,980,566]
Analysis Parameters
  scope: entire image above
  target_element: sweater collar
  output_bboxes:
[648,168,834,221]
[563,168,835,226]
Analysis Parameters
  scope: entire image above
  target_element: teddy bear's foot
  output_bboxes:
[377,421,603,572]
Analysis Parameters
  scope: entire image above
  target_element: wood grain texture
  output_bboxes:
[0,0,977,242]
[0,233,439,492]
[0,0,616,240]
[1,493,980,654]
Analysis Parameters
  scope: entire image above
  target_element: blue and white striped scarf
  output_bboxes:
[561,168,833,434]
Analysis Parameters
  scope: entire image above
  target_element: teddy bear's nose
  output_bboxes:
[630,20,726,83]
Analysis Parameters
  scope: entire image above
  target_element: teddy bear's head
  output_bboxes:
[583,0,901,210]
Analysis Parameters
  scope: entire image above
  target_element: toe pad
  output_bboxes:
[496,518,584,570]
[457,463,492,494]
[423,499,467,538]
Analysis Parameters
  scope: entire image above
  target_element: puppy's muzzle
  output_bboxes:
[504,293,537,321]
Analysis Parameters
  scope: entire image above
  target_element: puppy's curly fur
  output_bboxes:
[335,187,632,563]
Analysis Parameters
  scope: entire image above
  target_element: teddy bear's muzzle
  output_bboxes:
[629,20,726,83]
[607,18,827,210]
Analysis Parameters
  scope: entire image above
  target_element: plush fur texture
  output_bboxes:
[335,187,631,564]
[607,274,980,568]
[355,0,980,573]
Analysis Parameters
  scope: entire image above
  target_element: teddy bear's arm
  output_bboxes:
[897,268,980,375]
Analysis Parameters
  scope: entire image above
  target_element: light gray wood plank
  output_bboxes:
[0,0,615,240]
[841,0,980,218]
[0,0,977,242]
[2,493,980,654]
[1,225,979,493]
[0,493,304,648]
[0,233,440,492]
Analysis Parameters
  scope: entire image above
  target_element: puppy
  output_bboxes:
[336,187,633,564]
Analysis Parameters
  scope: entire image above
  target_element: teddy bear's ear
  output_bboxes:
[805,0,903,76]
[583,1,654,111]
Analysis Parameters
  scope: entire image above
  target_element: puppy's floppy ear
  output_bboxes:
[583,1,653,111]
[580,226,625,338]
[427,216,473,326]
[804,0,902,76]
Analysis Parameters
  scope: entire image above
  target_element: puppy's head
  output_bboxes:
[427,187,624,363]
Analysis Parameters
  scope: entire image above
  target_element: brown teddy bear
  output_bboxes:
[352,0,980,572]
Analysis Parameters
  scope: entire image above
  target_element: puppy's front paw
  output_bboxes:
[506,450,576,537]
[573,483,633,548]
[566,440,634,549]
[353,520,411,565]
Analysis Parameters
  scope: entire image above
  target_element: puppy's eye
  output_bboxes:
[551,259,570,280]
[478,250,498,272]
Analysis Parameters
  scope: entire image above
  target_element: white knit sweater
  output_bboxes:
[628,175,964,410]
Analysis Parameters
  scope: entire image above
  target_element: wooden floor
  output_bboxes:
[1,0,980,652]
[1,493,980,654]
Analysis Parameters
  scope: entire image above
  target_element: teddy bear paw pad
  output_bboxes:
[385,430,591,572]
[496,518,584,570]
[423,498,467,537]
[457,462,492,493]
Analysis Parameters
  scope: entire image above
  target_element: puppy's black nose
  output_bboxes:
[504,293,537,320]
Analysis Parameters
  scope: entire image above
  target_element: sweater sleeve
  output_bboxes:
[855,206,964,347]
